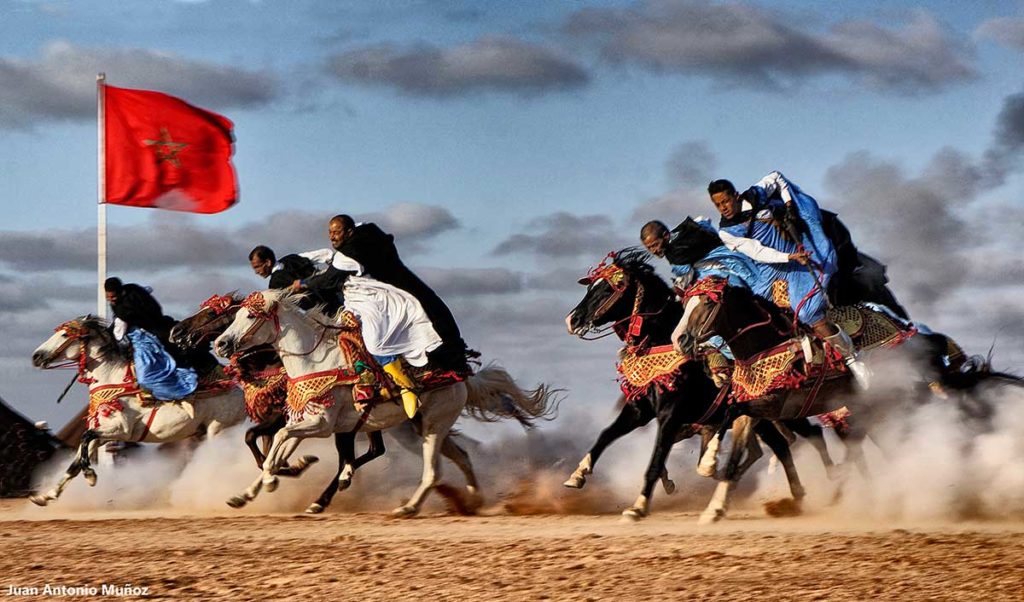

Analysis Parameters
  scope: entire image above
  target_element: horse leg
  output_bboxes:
[564,399,653,489]
[259,409,333,486]
[755,421,807,517]
[783,417,837,479]
[350,431,386,471]
[245,418,280,469]
[622,409,686,521]
[334,433,358,492]
[699,416,757,524]
[392,429,446,518]
[697,424,721,477]
[302,433,356,514]
[227,432,306,508]
[438,435,484,512]
[29,438,93,506]
[78,431,102,487]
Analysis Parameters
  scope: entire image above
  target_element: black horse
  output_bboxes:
[675,275,1024,519]
[565,250,827,521]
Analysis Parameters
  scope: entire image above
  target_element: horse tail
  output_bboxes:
[462,364,562,429]
[943,354,1024,391]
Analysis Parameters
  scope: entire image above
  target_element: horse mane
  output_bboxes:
[75,315,131,361]
[725,284,790,320]
[263,289,343,324]
[613,247,674,300]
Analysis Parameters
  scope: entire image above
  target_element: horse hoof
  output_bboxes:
[621,508,645,522]
[391,505,418,518]
[226,496,248,509]
[696,465,716,478]
[262,477,279,493]
[337,478,352,492]
[764,498,803,518]
[465,491,485,514]
[662,479,677,495]
[29,494,49,507]
[295,455,319,472]
[563,474,586,489]
[305,503,325,515]
[698,510,724,525]
[84,469,97,487]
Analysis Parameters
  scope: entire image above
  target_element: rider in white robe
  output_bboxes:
[298,249,442,367]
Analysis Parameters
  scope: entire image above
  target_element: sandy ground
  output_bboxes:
[1,499,1022,601]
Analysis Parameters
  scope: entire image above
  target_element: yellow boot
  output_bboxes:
[382,360,420,418]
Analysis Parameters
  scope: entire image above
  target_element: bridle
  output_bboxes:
[232,291,339,358]
[182,294,243,345]
[45,319,101,385]
[576,256,671,346]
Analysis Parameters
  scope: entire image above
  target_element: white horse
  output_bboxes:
[213,290,557,517]
[29,316,247,506]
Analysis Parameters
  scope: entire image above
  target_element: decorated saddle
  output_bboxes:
[729,304,917,402]
[85,363,235,428]
[284,311,470,420]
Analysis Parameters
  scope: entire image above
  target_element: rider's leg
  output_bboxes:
[811,319,870,389]
[382,360,420,418]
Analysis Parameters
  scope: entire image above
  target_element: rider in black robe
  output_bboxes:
[818,211,909,319]
[249,246,346,315]
[329,215,470,370]
[104,277,215,373]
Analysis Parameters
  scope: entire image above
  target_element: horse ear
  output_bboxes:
[577,277,591,286]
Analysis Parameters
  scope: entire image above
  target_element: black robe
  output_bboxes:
[110,283,175,344]
[337,223,467,361]
[110,283,219,373]
[267,254,344,314]
[819,211,909,319]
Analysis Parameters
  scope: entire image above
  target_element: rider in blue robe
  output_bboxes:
[708,172,868,387]
[714,172,836,325]
[105,277,198,399]
[126,329,199,399]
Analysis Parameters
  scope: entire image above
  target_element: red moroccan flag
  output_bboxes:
[104,85,238,213]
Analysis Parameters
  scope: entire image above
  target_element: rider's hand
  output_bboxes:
[789,250,811,265]
[290,279,304,293]
[712,371,731,389]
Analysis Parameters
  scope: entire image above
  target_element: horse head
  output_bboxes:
[566,249,677,344]
[32,316,114,369]
[213,290,286,358]
[171,293,243,350]
[673,277,792,360]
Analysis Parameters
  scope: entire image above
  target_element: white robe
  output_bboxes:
[299,248,441,366]
[342,276,442,367]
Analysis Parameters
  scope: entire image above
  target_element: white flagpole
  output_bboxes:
[97,73,107,320]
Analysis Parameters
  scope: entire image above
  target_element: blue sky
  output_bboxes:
[1,0,1023,429]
